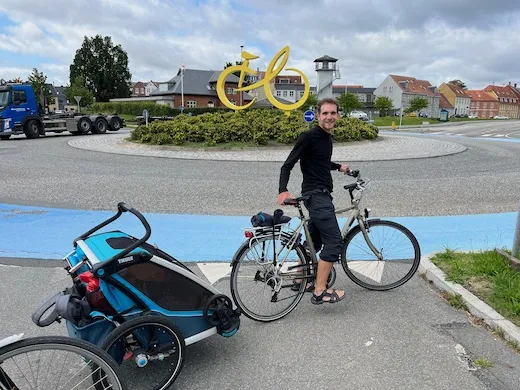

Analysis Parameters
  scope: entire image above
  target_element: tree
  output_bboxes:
[70,35,132,102]
[337,92,364,114]
[298,93,318,111]
[405,97,429,114]
[28,68,55,106]
[64,76,94,107]
[448,79,467,89]
[224,61,252,86]
[375,96,394,117]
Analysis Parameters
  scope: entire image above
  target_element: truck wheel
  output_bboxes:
[92,117,108,134]
[108,117,122,131]
[76,117,92,134]
[0,135,11,140]
[23,120,40,139]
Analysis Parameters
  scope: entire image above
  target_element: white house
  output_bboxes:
[374,75,440,118]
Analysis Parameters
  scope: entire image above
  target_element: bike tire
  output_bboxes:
[230,236,310,322]
[341,219,421,291]
[100,315,185,390]
[0,335,127,390]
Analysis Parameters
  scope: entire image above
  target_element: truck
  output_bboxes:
[0,81,124,140]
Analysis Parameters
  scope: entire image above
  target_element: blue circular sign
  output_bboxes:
[303,110,315,123]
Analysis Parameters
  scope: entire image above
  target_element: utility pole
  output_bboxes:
[240,45,244,106]
[399,93,404,128]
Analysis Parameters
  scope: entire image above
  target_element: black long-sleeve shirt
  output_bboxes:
[279,125,341,194]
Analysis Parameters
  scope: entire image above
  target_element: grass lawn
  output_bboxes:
[430,249,520,327]
[373,116,442,126]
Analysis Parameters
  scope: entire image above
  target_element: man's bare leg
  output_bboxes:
[314,260,344,299]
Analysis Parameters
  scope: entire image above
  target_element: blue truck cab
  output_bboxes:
[0,83,43,139]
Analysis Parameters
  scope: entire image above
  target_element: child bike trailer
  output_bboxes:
[32,202,241,390]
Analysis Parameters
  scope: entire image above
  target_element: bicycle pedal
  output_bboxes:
[271,292,278,303]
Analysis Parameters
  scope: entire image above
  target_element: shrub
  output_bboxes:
[130,109,379,146]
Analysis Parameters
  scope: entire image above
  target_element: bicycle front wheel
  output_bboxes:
[341,219,421,291]
[0,335,126,390]
[230,235,310,322]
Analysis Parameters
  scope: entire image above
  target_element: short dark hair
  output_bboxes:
[317,98,339,114]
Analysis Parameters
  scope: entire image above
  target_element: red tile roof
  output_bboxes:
[484,85,516,98]
[390,75,435,96]
[439,93,454,109]
[465,90,498,102]
[444,83,470,97]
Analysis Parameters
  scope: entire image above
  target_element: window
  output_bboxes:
[230,99,236,105]
[276,90,281,97]
[207,100,214,108]
[186,100,197,108]
[300,91,305,97]
[117,262,214,311]
[289,91,294,97]
[226,87,236,94]
[279,79,289,84]
[483,102,487,108]
[389,86,393,92]
[13,90,27,104]
[282,91,288,97]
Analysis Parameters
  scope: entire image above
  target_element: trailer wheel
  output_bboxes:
[23,120,40,139]
[108,117,122,131]
[76,117,92,134]
[0,135,11,140]
[92,117,108,134]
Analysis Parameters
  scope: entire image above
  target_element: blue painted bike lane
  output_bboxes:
[0,203,517,262]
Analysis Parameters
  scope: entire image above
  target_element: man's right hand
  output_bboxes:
[277,191,293,205]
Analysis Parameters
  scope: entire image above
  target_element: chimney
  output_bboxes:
[515,83,517,88]
[509,81,511,86]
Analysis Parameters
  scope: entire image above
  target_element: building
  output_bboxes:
[439,93,455,117]
[465,90,499,118]
[332,85,377,116]
[314,55,340,100]
[484,84,519,118]
[438,83,471,116]
[112,68,252,109]
[374,75,440,118]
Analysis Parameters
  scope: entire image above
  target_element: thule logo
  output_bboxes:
[118,256,134,264]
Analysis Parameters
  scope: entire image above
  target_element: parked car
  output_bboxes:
[418,112,428,118]
[493,115,509,120]
[348,110,368,119]
[468,115,478,119]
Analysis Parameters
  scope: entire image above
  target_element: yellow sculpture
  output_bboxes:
[217,46,310,114]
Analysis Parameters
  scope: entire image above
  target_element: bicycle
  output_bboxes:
[0,333,127,390]
[229,170,421,322]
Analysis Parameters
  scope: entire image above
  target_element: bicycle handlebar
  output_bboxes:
[73,202,152,277]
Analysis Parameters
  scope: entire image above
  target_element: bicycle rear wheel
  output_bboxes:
[230,235,310,322]
[100,315,185,390]
[341,219,421,291]
[0,335,126,390]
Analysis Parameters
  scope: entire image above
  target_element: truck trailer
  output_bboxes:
[0,81,124,140]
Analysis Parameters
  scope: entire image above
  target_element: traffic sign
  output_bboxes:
[303,110,315,123]
[143,109,149,126]
[180,105,184,113]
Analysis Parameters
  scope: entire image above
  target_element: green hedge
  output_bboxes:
[91,102,232,117]
[130,109,378,146]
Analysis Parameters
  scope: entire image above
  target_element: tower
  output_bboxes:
[314,55,340,100]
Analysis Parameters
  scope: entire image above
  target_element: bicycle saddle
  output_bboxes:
[283,195,310,206]
[241,51,259,61]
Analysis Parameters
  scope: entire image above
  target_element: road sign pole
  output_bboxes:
[513,203,520,258]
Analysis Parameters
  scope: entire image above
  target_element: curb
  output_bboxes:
[419,252,520,346]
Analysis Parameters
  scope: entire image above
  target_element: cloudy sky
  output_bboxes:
[1,0,519,90]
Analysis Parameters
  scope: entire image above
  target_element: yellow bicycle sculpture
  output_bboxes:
[216,46,310,114]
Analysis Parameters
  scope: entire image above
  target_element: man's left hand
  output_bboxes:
[339,164,350,174]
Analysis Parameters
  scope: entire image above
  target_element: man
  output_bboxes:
[277,98,349,304]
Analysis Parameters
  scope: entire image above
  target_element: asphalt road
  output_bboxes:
[1,121,520,389]
[1,123,520,218]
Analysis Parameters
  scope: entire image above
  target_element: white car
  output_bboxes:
[348,110,368,119]
[493,115,509,120]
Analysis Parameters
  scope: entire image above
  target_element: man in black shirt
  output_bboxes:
[277,98,349,304]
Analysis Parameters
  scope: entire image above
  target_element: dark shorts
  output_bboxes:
[303,189,342,262]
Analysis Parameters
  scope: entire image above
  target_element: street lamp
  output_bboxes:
[399,93,404,129]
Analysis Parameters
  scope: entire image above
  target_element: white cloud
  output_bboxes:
[0,0,519,89]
